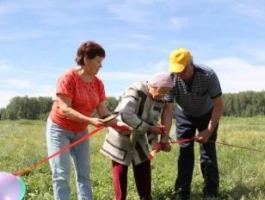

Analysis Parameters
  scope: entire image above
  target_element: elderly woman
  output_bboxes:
[100,72,174,200]
[46,41,112,200]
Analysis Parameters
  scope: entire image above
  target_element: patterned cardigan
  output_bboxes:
[100,81,166,166]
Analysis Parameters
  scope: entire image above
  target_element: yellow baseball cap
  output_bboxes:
[169,48,192,73]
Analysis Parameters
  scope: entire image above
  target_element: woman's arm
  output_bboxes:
[57,94,105,127]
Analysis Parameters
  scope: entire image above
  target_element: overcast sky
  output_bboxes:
[0,0,265,108]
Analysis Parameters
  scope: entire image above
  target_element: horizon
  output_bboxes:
[1,90,265,110]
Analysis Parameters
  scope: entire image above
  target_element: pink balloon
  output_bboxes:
[0,172,25,200]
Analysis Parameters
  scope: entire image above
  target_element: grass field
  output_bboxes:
[1,117,265,200]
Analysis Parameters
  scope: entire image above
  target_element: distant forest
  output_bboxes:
[0,91,265,120]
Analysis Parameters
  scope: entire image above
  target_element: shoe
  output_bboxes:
[203,193,218,199]
[175,195,190,200]
[203,187,218,199]
[204,196,217,200]
[173,191,190,200]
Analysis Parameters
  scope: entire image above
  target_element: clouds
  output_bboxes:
[0,59,57,107]
[107,0,186,31]
[0,59,11,71]
[235,2,265,21]
[108,4,148,23]
[169,17,188,30]
[0,0,264,108]
[205,57,265,93]
[244,49,265,63]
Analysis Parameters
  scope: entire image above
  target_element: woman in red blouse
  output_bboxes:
[46,41,111,200]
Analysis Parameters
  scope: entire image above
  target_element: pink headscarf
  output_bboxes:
[148,72,174,88]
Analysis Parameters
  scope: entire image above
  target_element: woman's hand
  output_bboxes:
[151,140,160,151]
[88,118,105,127]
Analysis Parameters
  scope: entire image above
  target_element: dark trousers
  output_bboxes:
[112,160,152,200]
[174,107,219,196]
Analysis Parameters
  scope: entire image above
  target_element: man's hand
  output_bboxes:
[195,129,211,143]
[148,125,164,135]
[160,143,171,152]
[159,136,171,152]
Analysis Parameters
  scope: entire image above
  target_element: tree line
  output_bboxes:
[223,91,265,117]
[0,96,119,120]
[0,91,264,120]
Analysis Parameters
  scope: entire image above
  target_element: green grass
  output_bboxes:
[1,117,265,199]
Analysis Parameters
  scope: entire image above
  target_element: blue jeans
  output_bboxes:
[46,118,93,200]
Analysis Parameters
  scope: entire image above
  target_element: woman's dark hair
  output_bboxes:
[75,41,106,66]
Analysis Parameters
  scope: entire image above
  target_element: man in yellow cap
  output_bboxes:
[162,48,223,199]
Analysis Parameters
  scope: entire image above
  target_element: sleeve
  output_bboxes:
[97,78,107,103]
[164,89,175,103]
[163,73,176,103]
[146,123,158,144]
[208,70,222,99]
[146,101,165,144]
[117,85,150,133]
[56,71,75,99]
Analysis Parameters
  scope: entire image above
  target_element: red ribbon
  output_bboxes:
[147,138,192,160]
[13,121,135,177]
[13,126,105,177]
[148,136,265,161]
[109,123,132,132]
